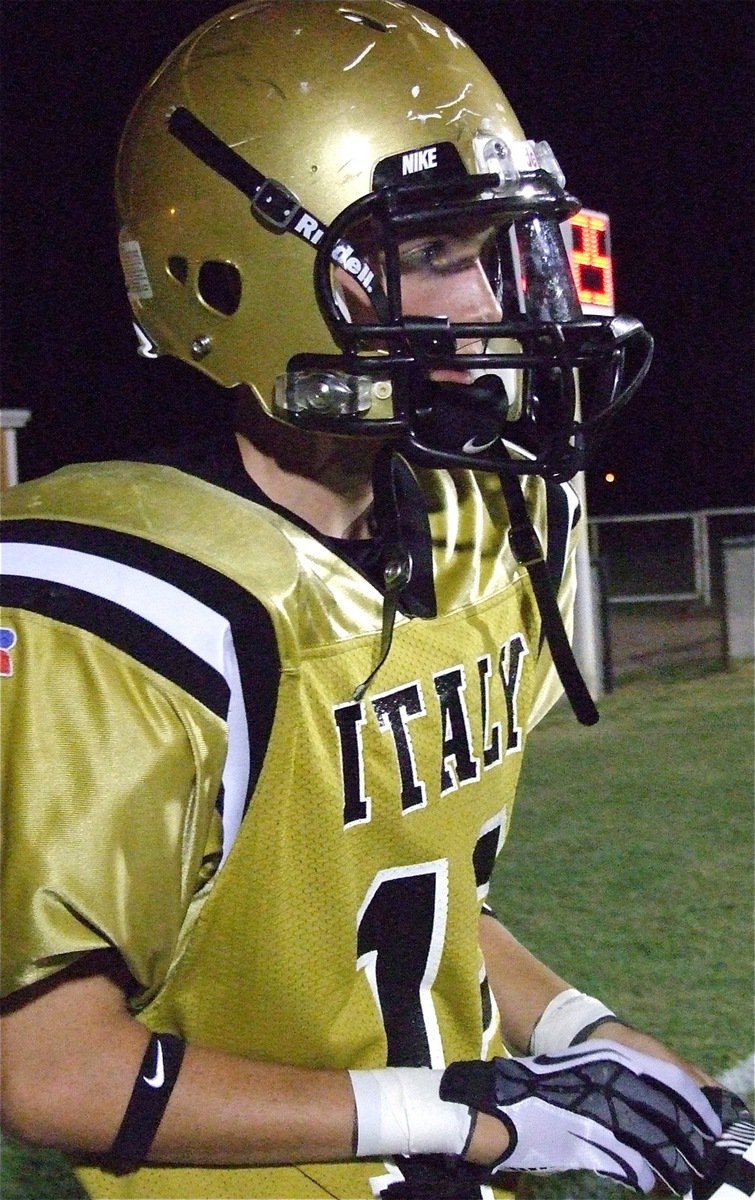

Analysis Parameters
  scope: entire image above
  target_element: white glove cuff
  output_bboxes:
[529,988,617,1055]
[348,1066,472,1158]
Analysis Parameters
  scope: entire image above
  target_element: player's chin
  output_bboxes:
[429,368,475,384]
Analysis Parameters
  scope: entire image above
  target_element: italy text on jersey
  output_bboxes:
[336,634,528,827]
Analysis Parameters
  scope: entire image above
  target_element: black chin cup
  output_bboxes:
[402,367,579,481]
[410,374,510,459]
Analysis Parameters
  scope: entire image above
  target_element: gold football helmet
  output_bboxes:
[116,0,652,481]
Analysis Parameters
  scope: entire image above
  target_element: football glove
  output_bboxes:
[379,1153,499,1198]
[687,1087,755,1200]
[440,1040,722,1194]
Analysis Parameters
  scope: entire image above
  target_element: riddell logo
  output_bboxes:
[294,213,325,246]
[331,241,375,294]
[402,146,438,175]
[294,214,374,294]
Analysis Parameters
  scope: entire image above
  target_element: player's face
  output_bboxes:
[397,227,503,381]
[338,222,503,381]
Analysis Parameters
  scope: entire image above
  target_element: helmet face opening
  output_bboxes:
[272,143,651,481]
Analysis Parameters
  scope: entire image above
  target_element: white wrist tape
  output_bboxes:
[348,1067,472,1158]
[529,988,617,1055]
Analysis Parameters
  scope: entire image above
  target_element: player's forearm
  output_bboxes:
[1,961,355,1166]
[478,912,570,1052]
[147,1048,355,1165]
[478,913,718,1089]
[5,1041,355,1166]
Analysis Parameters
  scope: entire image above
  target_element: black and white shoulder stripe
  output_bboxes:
[2,518,280,865]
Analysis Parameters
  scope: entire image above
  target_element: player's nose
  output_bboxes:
[452,260,503,325]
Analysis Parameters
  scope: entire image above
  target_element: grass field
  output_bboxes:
[490,658,754,1198]
[2,661,753,1200]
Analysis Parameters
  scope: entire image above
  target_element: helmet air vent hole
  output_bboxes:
[167,255,188,285]
[339,10,389,33]
[197,261,242,316]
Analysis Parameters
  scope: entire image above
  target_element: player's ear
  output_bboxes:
[334,266,380,324]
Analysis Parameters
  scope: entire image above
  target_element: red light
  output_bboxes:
[568,211,615,310]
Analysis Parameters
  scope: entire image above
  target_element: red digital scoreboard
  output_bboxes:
[561,208,615,316]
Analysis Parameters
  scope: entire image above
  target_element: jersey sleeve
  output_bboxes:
[1,607,226,1004]
[526,478,582,730]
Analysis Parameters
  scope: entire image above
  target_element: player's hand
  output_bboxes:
[686,1087,755,1200]
[440,1040,722,1194]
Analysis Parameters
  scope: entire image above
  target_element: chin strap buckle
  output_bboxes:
[508,521,546,568]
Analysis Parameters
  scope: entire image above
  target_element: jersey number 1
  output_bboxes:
[356,860,448,1068]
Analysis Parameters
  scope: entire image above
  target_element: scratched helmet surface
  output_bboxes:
[116,0,652,480]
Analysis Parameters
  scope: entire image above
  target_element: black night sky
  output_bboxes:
[2,0,753,515]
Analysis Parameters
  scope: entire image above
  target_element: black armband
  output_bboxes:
[109,1032,186,1172]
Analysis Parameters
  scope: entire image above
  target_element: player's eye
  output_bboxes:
[399,231,492,276]
[399,238,452,274]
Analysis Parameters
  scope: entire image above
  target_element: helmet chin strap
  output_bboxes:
[353,438,598,725]
[352,445,416,702]
[495,457,599,726]
[393,373,599,723]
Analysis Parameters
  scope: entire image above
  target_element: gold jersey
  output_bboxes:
[1,447,579,1199]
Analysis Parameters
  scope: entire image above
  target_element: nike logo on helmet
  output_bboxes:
[142,1038,165,1089]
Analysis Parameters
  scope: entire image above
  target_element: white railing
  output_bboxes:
[588,507,754,606]
[0,408,31,490]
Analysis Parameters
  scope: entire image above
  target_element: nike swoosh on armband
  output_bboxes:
[142,1038,165,1089]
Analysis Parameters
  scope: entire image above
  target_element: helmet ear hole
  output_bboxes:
[167,255,189,285]
[197,260,242,316]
